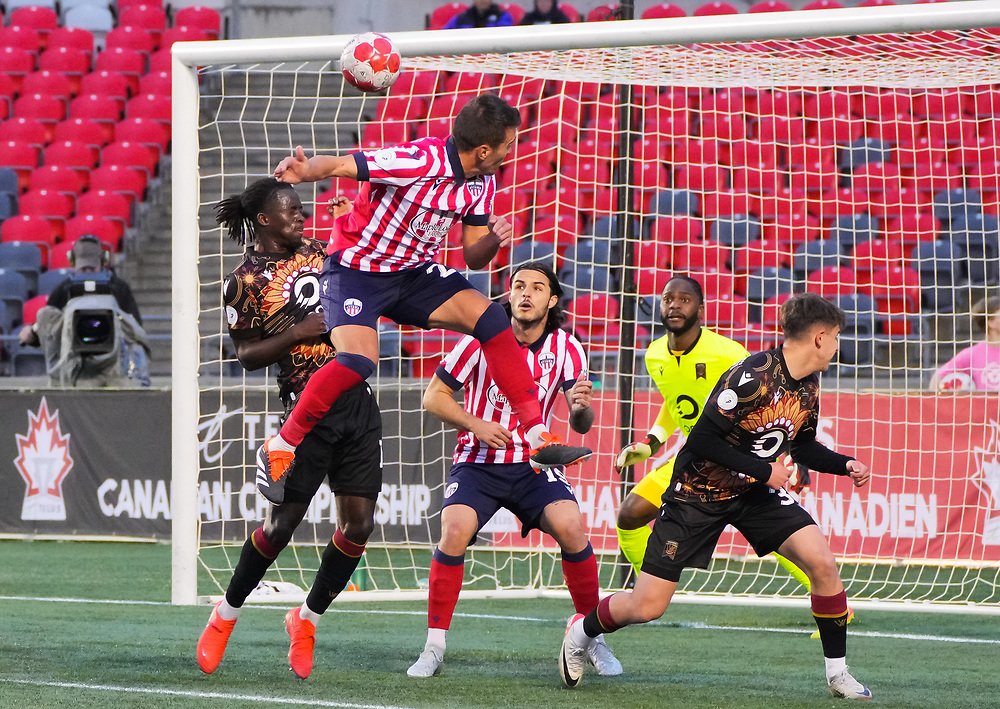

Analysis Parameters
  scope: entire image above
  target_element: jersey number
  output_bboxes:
[426,263,457,279]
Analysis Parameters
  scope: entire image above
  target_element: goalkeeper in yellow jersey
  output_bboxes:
[615,275,812,594]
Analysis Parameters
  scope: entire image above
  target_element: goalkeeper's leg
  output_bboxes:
[616,460,675,576]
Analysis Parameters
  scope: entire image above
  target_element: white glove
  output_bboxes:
[615,439,654,470]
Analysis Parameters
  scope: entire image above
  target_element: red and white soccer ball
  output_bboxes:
[340,32,402,93]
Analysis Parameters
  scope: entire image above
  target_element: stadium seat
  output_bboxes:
[113,117,170,157]
[557,1,581,22]
[830,213,880,251]
[838,137,892,172]
[586,3,618,21]
[868,264,921,314]
[748,0,792,11]
[0,25,44,56]
[792,238,843,278]
[636,293,666,340]
[0,241,42,294]
[510,240,557,271]
[37,46,91,93]
[46,26,94,54]
[0,140,40,190]
[561,264,612,296]
[427,2,465,29]
[28,163,87,195]
[807,265,857,299]
[564,238,612,268]
[642,3,686,18]
[10,6,59,41]
[94,48,145,95]
[704,292,750,334]
[88,164,147,207]
[933,187,983,224]
[62,214,120,251]
[0,168,18,195]
[174,6,223,40]
[911,239,964,312]
[852,237,904,286]
[711,217,761,247]
[647,189,698,218]
[118,4,168,42]
[101,140,159,179]
[885,210,940,248]
[530,213,580,255]
[833,293,877,370]
[43,139,98,174]
[158,25,209,49]
[37,267,72,295]
[802,0,843,8]
[18,188,74,224]
[744,266,795,306]
[19,293,47,327]
[949,213,1000,285]
[671,241,729,272]
[52,117,110,151]
[699,190,753,220]
[12,93,66,141]
[20,70,73,102]
[647,215,702,244]
[565,293,621,358]
[0,214,55,264]
[0,193,16,222]
[125,93,171,124]
[693,1,739,15]
[104,25,158,54]
[0,116,48,148]
[147,48,172,74]
[0,268,29,333]
[63,4,114,35]
[68,94,123,144]
[402,328,463,378]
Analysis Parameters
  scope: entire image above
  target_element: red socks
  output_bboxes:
[562,544,600,615]
[428,549,465,631]
[478,327,544,432]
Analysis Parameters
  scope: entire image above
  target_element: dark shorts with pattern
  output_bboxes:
[283,383,383,504]
[641,485,816,582]
[320,257,476,330]
[442,461,578,538]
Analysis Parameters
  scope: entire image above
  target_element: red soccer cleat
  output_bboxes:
[284,608,316,679]
[196,602,237,674]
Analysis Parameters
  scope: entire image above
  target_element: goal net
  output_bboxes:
[172,2,1000,611]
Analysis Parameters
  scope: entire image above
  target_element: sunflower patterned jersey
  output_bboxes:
[222,239,334,412]
[671,347,822,503]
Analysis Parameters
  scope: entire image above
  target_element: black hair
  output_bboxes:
[508,261,566,334]
[664,274,704,304]
[780,292,846,339]
[452,93,522,152]
[215,177,296,246]
[971,295,1000,336]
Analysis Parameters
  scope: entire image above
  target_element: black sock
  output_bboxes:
[225,530,279,607]
[305,530,365,614]
[813,611,849,659]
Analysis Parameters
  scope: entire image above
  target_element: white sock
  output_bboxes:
[526,424,547,449]
[299,602,321,625]
[425,627,447,654]
[216,599,241,621]
[825,656,847,681]
[268,434,295,452]
[570,618,591,646]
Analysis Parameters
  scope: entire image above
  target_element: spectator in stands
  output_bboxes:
[521,0,573,24]
[930,295,1000,391]
[444,0,514,28]
[19,235,150,387]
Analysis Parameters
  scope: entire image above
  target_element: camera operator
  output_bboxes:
[18,235,150,387]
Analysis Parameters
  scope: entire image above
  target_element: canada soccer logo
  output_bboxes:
[14,397,73,521]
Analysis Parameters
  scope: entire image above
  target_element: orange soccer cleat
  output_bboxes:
[529,431,592,472]
[196,602,238,674]
[284,608,316,679]
[255,437,296,504]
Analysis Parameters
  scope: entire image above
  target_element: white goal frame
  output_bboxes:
[171,0,1000,605]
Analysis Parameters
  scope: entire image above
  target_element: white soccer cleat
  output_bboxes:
[828,668,873,700]
[587,633,623,676]
[406,647,443,678]
[559,614,588,688]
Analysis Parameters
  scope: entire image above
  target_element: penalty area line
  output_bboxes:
[1,679,416,709]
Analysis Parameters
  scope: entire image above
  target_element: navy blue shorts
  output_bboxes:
[320,257,476,330]
[442,461,578,537]
[641,485,816,582]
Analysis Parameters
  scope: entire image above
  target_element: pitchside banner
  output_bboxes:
[2,389,999,563]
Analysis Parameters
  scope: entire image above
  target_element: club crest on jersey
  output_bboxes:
[344,298,363,317]
[662,540,679,559]
[538,353,556,371]
[410,209,452,243]
[696,363,706,379]
[444,482,459,499]
[466,179,484,198]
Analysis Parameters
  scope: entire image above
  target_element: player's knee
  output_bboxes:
[339,517,374,545]
[260,524,293,553]
[439,518,476,552]
[471,301,510,342]
[336,352,376,380]
[634,595,670,623]
[617,494,655,530]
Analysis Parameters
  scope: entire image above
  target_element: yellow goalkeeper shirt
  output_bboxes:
[644,327,750,442]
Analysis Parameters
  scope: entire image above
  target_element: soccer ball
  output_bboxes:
[340,32,402,93]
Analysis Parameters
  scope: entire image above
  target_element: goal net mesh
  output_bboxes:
[189,24,1000,608]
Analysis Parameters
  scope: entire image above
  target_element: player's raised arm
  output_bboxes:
[462,214,512,270]
[273,145,359,184]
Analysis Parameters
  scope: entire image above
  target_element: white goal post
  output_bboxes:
[172,1,1000,609]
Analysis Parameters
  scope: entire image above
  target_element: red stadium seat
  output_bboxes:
[78,71,131,106]
[732,165,780,195]
[137,70,172,97]
[754,89,803,119]
[43,139,98,174]
[21,293,47,326]
[806,265,856,299]
[704,293,749,333]
[755,115,806,145]
[675,163,725,192]
[37,47,91,94]
[442,72,498,94]
[732,237,794,274]
[700,113,747,142]
[101,140,159,178]
[867,264,921,313]
[427,2,466,29]
[0,139,40,190]
[104,25,157,55]
[376,95,428,123]
[147,48,172,74]
[125,93,171,124]
[391,70,439,98]
[885,210,940,248]
[46,26,94,54]
[174,6,223,40]
[642,3,686,19]
[0,117,48,148]
[748,0,792,11]
[20,70,74,101]
[361,120,409,148]
[633,240,672,271]
[671,242,730,272]
[19,187,74,220]
[29,163,87,195]
[0,75,16,121]
[788,162,838,195]
[558,1,582,22]
[586,3,618,22]
[498,2,525,24]
[566,293,621,352]
[119,4,168,42]
[0,25,44,55]
[159,25,209,50]
[94,48,145,95]
[88,164,148,206]
[68,94,122,144]
[12,93,66,141]
[802,0,843,8]
[693,1,739,15]
[726,140,778,170]
[852,237,904,285]
[113,116,170,157]
[62,215,121,251]
[52,117,108,152]
[10,6,59,42]
[648,216,703,244]
[0,214,56,264]
[699,190,754,220]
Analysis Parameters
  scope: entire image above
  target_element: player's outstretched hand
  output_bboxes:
[326,195,353,218]
[569,372,592,411]
[488,214,513,249]
[471,421,513,450]
[846,459,870,488]
[293,311,329,343]
[765,460,793,490]
[615,440,653,472]
[274,145,310,184]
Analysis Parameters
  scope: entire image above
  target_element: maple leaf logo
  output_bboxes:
[972,419,1000,545]
[14,397,73,521]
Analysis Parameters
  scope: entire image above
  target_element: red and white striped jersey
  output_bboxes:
[330,136,494,273]
[436,328,589,465]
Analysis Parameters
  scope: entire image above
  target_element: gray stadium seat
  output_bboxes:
[932,188,982,224]
[63,4,114,34]
[510,240,556,270]
[830,213,879,251]
[37,268,73,296]
[647,189,697,218]
[564,238,612,267]
[792,238,842,278]
[911,239,965,312]
[948,213,1000,286]
[0,268,29,333]
[711,217,760,248]
[838,137,890,172]
[0,242,42,295]
[745,266,795,306]
[833,293,877,371]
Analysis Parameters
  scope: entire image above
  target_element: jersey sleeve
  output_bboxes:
[353,143,433,187]
[221,268,262,341]
[561,333,589,391]
[701,358,768,430]
[933,346,973,383]
[435,335,482,391]
[461,176,495,226]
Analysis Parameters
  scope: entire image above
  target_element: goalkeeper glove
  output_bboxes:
[615,435,662,470]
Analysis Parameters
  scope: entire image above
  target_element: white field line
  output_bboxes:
[0,678,415,709]
[1,595,998,645]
